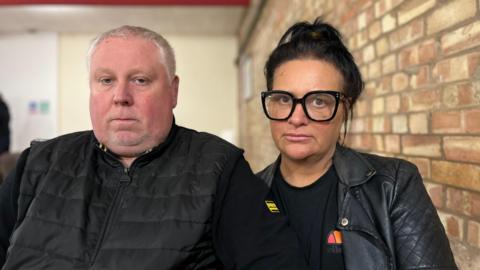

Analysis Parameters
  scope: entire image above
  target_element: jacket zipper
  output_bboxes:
[90,167,132,266]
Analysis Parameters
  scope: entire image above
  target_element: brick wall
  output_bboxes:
[237,0,480,268]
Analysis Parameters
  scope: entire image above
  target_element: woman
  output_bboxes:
[257,18,457,270]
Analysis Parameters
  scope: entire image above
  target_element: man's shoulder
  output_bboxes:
[29,131,93,154]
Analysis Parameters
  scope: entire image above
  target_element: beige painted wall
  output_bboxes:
[58,33,238,143]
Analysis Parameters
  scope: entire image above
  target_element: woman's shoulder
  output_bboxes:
[337,146,420,181]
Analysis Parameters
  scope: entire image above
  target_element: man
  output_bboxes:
[0,26,307,269]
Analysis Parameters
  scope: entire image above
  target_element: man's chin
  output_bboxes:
[107,137,147,156]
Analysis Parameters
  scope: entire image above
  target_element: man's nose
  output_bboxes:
[113,80,133,106]
[288,102,308,126]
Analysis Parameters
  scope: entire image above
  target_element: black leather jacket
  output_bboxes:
[257,145,457,270]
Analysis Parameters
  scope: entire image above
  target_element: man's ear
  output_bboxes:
[170,75,179,108]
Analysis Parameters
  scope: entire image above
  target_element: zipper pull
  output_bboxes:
[120,167,131,183]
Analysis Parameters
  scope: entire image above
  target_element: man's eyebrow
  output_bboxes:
[92,67,113,74]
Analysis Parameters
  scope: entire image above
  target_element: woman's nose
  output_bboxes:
[288,102,308,126]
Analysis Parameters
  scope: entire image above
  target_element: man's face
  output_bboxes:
[89,36,178,163]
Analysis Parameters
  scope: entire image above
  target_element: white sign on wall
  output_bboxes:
[0,32,58,153]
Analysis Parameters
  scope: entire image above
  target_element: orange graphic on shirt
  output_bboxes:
[327,230,343,245]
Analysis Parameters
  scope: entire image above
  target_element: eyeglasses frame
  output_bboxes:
[261,90,345,122]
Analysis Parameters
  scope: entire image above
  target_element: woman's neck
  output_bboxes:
[279,148,336,188]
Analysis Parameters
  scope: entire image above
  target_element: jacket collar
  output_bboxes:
[92,118,179,168]
[333,144,376,187]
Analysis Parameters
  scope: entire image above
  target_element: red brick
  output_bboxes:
[392,114,408,133]
[369,20,382,40]
[467,192,480,218]
[399,40,436,68]
[358,11,368,30]
[446,187,466,214]
[382,54,396,75]
[377,76,392,95]
[363,44,375,63]
[357,30,369,48]
[348,134,376,151]
[389,19,424,50]
[444,136,480,164]
[467,221,480,248]
[438,212,464,240]
[410,66,430,88]
[383,13,396,33]
[374,0,391,17]
[372,97,385,115]
[441,20,480,55]
[385,134,400,153]
[418,39,437,64]
[432,111,462,133]
[427,0,476,35]
[468,53,480,79]
[432,160,480,192]
[408,89,441,112]
[397,0,435,25]
[365,117,373,133]
[425,182,444,208]
[355,99,370,117]
[409,112,428,134]
[400,95,409,113]
[339,6,357,25]
[368,60,382,79]
[433,53,480,83]
[365,81,377,95]
[465,108,480,133]
[399,45,418,69]
[374,135,384,152]
[376,37,390,56]
[350,118,365,133]
[386,94,400,114]
[443,82,480,108]
[372,116,391,133]
[402,135,441,157]
[392,72,409,92]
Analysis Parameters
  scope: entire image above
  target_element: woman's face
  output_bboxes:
[269,59,346,164]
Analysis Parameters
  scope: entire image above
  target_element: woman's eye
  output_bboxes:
[312,97,326,107]
[279,96,291,104]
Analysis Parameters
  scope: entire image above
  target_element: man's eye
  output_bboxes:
[133,78,149,85]
[99,78,113,85]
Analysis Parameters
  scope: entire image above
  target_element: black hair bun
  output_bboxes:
[279,18,343,45]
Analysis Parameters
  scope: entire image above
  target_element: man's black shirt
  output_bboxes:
[272,165,345,270]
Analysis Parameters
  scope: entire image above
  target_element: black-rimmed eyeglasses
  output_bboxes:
[261,90,345,122]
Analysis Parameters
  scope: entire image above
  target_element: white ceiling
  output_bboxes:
[0,5,246,35]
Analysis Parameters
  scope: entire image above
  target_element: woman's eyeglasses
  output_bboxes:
[261,90,345,122]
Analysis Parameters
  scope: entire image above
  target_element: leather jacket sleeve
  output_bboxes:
[390,161,457,269]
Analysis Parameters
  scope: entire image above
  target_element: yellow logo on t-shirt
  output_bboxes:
[265,200,280,213]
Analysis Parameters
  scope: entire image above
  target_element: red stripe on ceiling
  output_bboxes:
[0,0,249,5]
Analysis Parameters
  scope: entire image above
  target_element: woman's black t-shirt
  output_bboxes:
[272,165,345,270]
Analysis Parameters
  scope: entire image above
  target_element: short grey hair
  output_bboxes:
[87,25,176,79]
